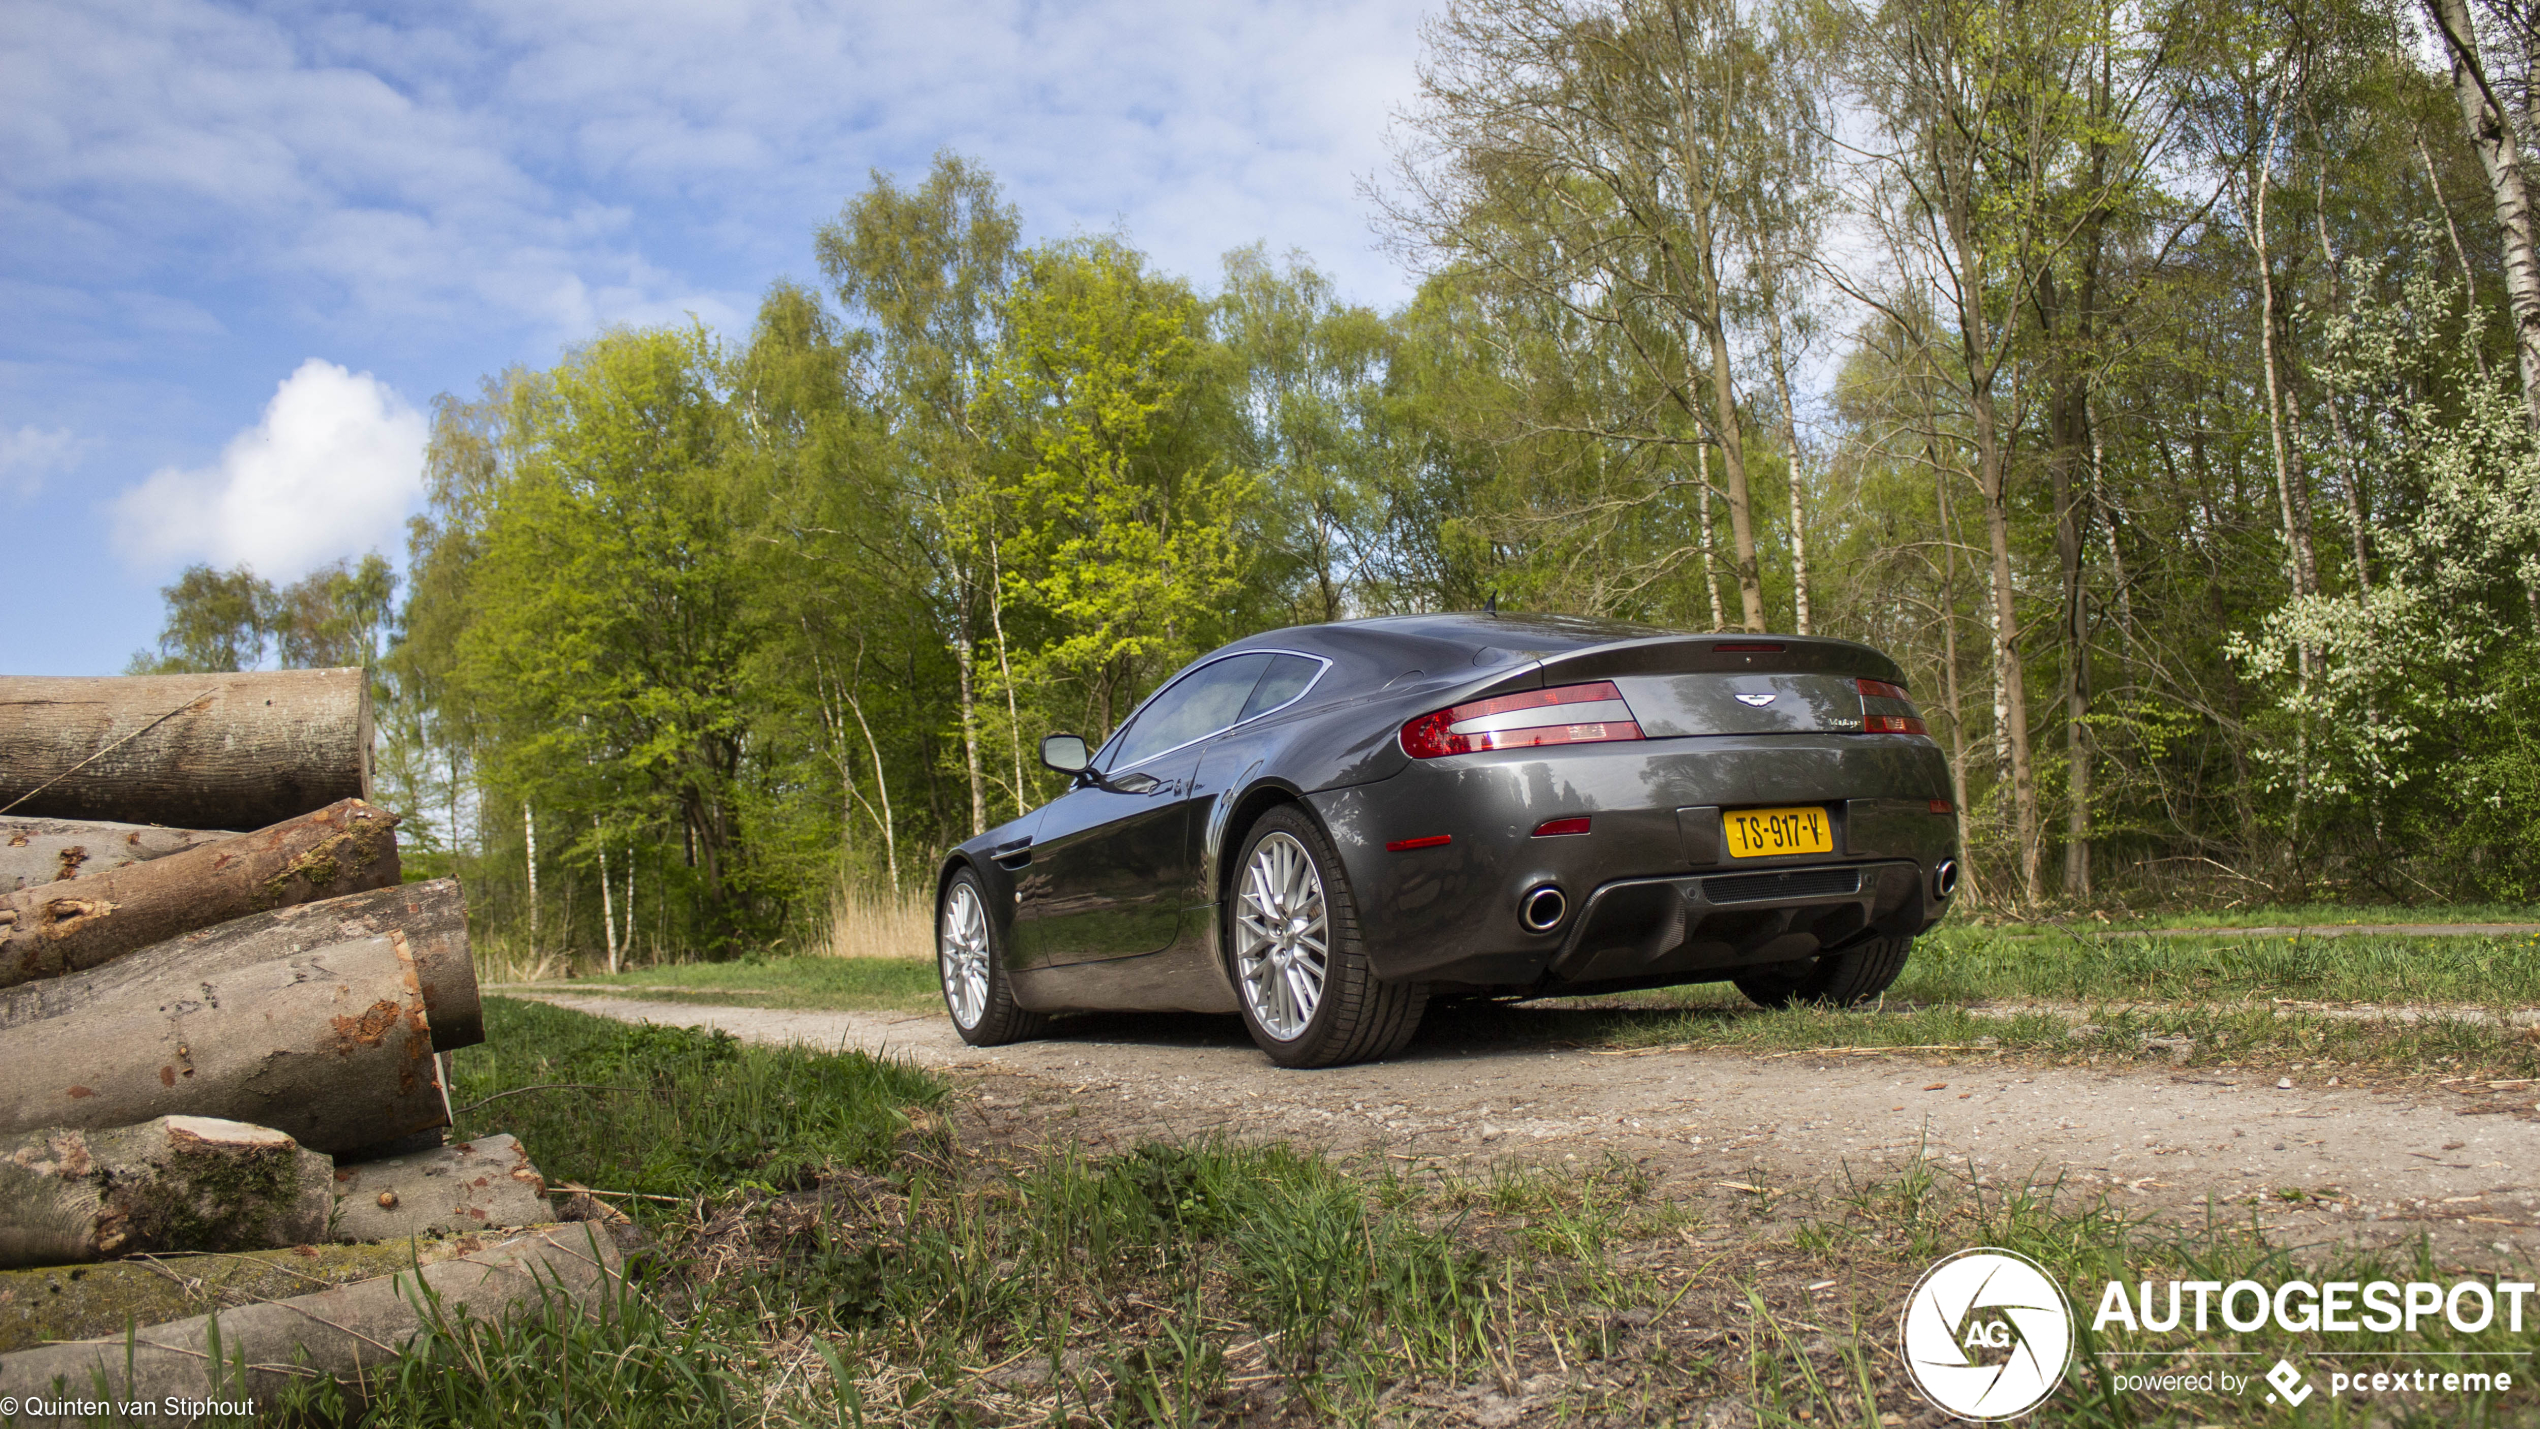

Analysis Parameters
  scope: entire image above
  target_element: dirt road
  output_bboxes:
[513,992,2540,1256]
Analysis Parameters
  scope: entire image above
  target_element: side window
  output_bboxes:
[1239,654,1323,721]
[1107,654,1274,770]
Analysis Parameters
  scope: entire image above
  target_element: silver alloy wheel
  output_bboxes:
[1235,830,1329,1041]
[940,881,991,1029]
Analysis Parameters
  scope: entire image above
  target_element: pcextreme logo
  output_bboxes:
[1902,1248,2075,1421]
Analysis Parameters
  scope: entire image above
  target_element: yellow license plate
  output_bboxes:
[1723,806,1833,858]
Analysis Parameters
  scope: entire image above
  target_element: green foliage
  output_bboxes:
[122,16,2540,954]
[127,555,395,675]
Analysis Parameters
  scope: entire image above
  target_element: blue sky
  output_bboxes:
[2,0,1431,675]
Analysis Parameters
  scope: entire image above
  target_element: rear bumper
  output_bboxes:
[1304,731,1956,991]
[1543,860,1930,995]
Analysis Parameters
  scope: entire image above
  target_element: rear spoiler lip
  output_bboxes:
[1433,634,1910,711]
[1528,634,1906,686]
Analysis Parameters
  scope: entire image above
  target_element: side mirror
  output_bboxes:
[1039,733,1091,775]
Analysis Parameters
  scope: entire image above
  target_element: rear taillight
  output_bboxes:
[1856,677,1928,736]
[1400,681,1644,758]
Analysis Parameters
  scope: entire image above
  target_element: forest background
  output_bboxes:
[126,0,2540,962]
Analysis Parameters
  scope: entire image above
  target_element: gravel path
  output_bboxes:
[508,991,2540,1255]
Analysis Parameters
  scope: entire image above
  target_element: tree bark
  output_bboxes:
[0,817,225,894]
[1767,303,1812,634]
[0,799,400,991]
[1697,444,1726,630]
[1705,311,1767,632]
[1972,383,2041,905]
[328,1133,551,1243]
[0,1223,622,1417]
[2429,0,2540,429]
[0,670,371,831]
[0,1117,331,1269]
[0,879,480,1053]
[0,935,447,1155]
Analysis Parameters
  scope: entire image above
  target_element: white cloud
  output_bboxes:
[0,426,84,500]
[112,360,425,582]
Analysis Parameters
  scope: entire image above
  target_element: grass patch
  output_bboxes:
[506,955,945,1014]
[1442,995,2540,1082]
[447,996,947,1201]
[1903,924,2540,1006]
[2022,901,2540,933]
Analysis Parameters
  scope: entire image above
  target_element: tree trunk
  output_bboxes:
[0,1117,332,1268]
[0,878,480,1053]
[1934,451,1976,901]
[0,799,401,991]
[0,1223,622,1418]
[0,935,448,1155]
[2047,358,2094,901]
[1972,384,2042,905]
[0,816,225,894]
[1706,315,1766,632]
[0,670,371,830]
[523,802,539,955]
[1767,303,1812,635]
[596,819,618,976]
[2430,0,2540,428]
[1697,444,1726,629]
[328,1132,551,1243]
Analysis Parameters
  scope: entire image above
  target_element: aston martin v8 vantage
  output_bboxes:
[934,614,1959,1067]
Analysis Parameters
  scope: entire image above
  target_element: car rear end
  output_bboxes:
[1308,633,1958,995]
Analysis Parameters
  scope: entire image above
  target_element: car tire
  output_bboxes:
[1732,935,1912,1009]
[938,868,1047,1046]
[1228,805,1428,1068]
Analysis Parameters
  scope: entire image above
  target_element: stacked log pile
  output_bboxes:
[0,671,612,1409]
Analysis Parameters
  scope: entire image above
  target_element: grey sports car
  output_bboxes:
[935,613,1959,1067]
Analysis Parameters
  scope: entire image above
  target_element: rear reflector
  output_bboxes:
[1864,715,1929,735]
[1400,681,1646,758]
[1857,677,1911,700]
[1532,816,1592,837]
[1929,798,1955,814]
[1385,834,1453,852]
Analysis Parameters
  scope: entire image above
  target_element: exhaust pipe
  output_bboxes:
[1520,884,1568,933]
[1933,859,1960,901]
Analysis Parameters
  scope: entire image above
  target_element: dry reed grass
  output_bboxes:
[824,884,932,959]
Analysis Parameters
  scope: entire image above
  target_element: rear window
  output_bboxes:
[1240,654,1323,721]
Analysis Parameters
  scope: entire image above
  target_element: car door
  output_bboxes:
[1023,653,1277,966]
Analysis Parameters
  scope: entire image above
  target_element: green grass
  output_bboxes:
[446,996,947,1201]
[513,955,945,1013]
[383,1001,1660,1425]
[1992,901,2540,932]
[1450,994,2540,1080]
[1898,923,2540,1006]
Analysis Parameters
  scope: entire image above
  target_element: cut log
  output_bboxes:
[0,669,371,831]
[0,1117,331,1269]
[0,878,481,1052]
[0,797,400,991]
[329,1133,550,1242]
[0,1223,623,1418]
[0,816,228,894]
[0,935,447,1155]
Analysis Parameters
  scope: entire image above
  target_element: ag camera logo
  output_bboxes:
[1902,1248,2073,1420]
